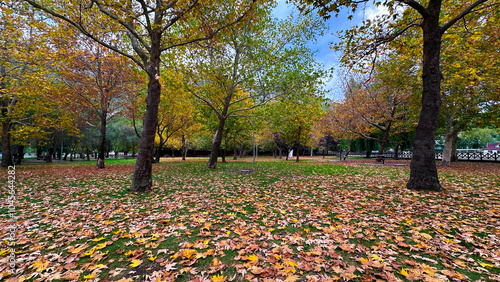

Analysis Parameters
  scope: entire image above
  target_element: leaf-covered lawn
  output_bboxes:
[1,158,499,281]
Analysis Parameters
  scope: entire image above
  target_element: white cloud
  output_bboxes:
[361,3,390,20]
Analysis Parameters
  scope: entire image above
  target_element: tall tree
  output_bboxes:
[322,63,415,158]
[25,0,257,191]
[439,6,500,166]
[55,33,143,168]
[153,68,196,163]
[296,0,493,191]
[183,6,323,168]
[1,2,78,166]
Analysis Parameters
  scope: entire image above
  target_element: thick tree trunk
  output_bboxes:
[407,13,443,191]
[97,111,107,169]
[206,118,226,169]
[130,51,161,192]
[86,148,90,161]
[1,122,13,167]
[279,148,282,159]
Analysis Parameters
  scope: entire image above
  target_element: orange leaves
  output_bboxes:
[8,159,500,281]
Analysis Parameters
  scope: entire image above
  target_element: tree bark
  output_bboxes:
[206,118,226,169]
[296,125,301,163]
[130,46,161,192]
[46,147,54,163]
[155,134,164,163]
[394,143,400,160]
[376,122,392,161]
[1,122,13,167]
[407,10,443,191]
[233,137,238,160]
[451,134,458,162]
[96,110,107,169]
[182,135,187,161]
[15,145,24,165]
[221,148,226,163]
[441,114,459,166]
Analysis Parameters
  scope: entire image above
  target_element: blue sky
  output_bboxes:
[272,1,386,99]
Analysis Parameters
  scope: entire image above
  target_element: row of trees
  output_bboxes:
[2,0,499,192]
[0,1,328,170]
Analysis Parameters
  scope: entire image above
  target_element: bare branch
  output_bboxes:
[160,0,256,52]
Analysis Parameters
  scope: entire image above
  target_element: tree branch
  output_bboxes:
[23,0,145,69]
[441,0,489,34]
[398,0,428,17]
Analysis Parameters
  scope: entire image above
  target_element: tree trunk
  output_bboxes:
[155,134,164,163]
[86,148,90,161]
[182,135,187,161]
[46,147,54,163]
[279,148,282,159]
[394,143,400,160]
[130,51,162,192]
[407,12,443,191]
[296,125,301,163]
[56,145,62,160]
[206,118,226,169]
[1,122,13,167]
[15,145,24,165]
[97,111,107,169]
[451,134,458,162]
[377,124,391,160]
[37,146,42,160]
[233,137,237,160]
[221,149,226,163]
[441,114,459,166]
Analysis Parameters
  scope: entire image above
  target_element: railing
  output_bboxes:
[346,151,499,162]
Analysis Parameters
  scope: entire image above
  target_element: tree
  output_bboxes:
[322,63,415,159]
[25,0,257,191]
[152,69,196,163]
[296,0,492,191]
[438,7,500,166]
[183,6,322,168]
[318,134,338,158]
[55,32,143,168]
[265,88,325,162]
[1,2,79,166]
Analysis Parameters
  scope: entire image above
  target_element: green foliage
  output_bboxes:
[458,128,500,149]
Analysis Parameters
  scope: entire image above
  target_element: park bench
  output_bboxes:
[375,156,385,164]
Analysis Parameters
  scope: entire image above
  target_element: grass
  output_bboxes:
[0,157,499,281]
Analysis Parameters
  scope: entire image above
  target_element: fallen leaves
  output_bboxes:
[2,159,499,281]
